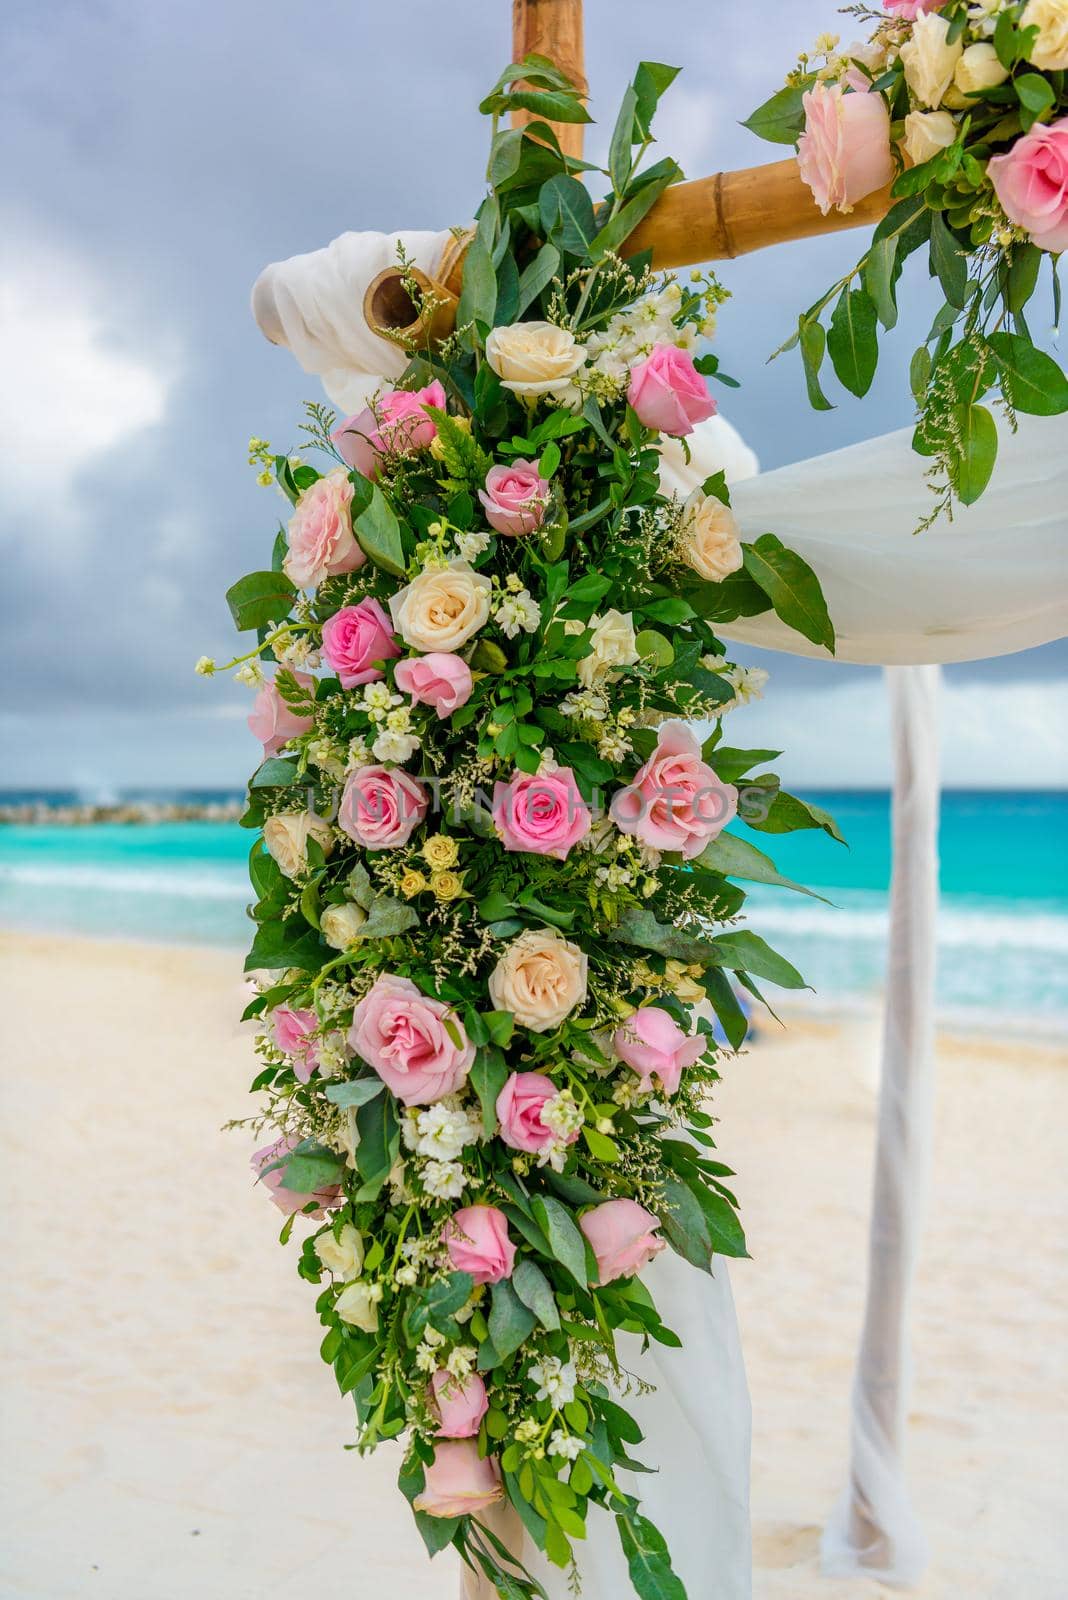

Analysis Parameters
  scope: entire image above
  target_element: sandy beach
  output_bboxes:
[1,931,1064,1599]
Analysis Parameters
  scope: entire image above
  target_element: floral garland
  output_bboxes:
[204,56,840,1600]
[746,0,1068,525]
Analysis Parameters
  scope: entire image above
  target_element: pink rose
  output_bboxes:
[495,1071,578,1156]
[284,467,365,589]
[331,381,447,479]
[270,1004,321,1084]
[321,598,401,689]
[988,118,1068,255]
[349,973,474,1105]
[414,1439,503,1519]
[394,652,473,718]
[579,1198,665,1286]
[443,1204,516,1285]
[627,345,717,437]
[797,82,894,217]
[430,1370,489,1438]
[338,765,428,850]
[612,1006,706,1096]
[247,671,315,756]
[611,720,737,860]
[884,0,945,16]
[250,1133,341,1218]
[478,459,550,536]
[492,768,592,860]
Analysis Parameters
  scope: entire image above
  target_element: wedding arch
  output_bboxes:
[233,2,1068,1594]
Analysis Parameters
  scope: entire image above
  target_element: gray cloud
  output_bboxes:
[2,0,1062,786]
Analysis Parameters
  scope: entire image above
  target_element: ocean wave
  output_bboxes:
[0,861,249,902]
[741,889,1068,955]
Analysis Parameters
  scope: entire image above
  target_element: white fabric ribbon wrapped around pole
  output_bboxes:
[251,228,1068,1592]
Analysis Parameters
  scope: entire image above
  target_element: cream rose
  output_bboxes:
[578,609,639,687]
[263,810,334,879]
[902,109,958,166]
[335,1280,380,1332]
[900,13,963,107]
[1022,0,1068,70]
[388,560,491,653]
[954,42,1011,96]
[485,321,586,397]
[678,490,744,583]
[488,928,588,1034]
[316,1222,364,1280]
[320,902,368,950]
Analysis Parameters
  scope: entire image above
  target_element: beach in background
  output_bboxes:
[2,788,1065,1033]
[1,931,1063,1599]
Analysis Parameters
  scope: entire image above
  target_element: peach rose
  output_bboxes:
[388,560,492,654]
[1021,0,1068,72]
[284,468,364,589]
[488,928,588,1033]
[262,809,334,879]
[678,490,744,583]
[414,1439,503,1519]
[988,118,1068,254]
[797,82,894,216]
[899,12,963,108]
[579,1198,665,1285]
[485,321,585,398]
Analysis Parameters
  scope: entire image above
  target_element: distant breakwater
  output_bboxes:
[0,801,244,826]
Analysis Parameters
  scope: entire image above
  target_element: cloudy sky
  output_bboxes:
[3,0,1064,792]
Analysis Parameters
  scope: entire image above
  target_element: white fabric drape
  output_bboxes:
[820,665,940,1586]
[250,227,1066,1596]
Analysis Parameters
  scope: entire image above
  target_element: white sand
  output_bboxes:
[1,934,1064,1599]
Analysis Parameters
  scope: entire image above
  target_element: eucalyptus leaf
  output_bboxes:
[742,534,835,654]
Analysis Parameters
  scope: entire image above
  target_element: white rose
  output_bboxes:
[316,1222,365,1280]
[335,1280,379,1333]
[900,13,963,108]
[954,41,1011,95]
[1021,0,1068,71]
[262,810,334,879]
[902,109,958,166]
[388,559,491,653]
[320,902,368,950]
[485,321,586,397]
[488,928,588,1033]
[678,490,744,583]
[578,609,639,687]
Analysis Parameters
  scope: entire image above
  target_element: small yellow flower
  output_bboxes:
[665,959,707,1004]
[422,834,459,870]
[430,870,465,901]
[257,469,273,487]
[399,869,428,898]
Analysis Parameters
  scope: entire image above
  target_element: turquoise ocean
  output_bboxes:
[1,790,1065,1033]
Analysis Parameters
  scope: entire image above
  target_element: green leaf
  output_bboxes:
[929,212,968,310]
[952,401,998,505]
[799,319,833,411]
[354,1091,399,1186]
[687,1179,748,1259]
[244,917,323,974]
[413,1511,461,1557]
[470,1048,508,1140]
[700,967,750,1051]
[531,1194,588,1289]
[748,788,845,843]
[512,1258,561,1331]
[225,569,296,630]
[863,235,899,331]
[657,1175,712,1273]
[539,175,597,256]
[279,1146,344,1194]
[588,166,681,261]
[608,84,639,195]
[497,87,593,125]
[741,534,834,654]
[1005,245,1042,315]
[249,757,300,788]
[516,243,561,317]
[1015,70,1054,117]
[488,1277,537,1362]
[827,287,879,398]
[910,344,932,403]
[710,930,807,990]
[353,482,406,576]
[455,224,497,337]
[633,61,680,136]
[325,1078,385,1109]
[987,332,1068,417]
[616,1513,687,1600]
[742,81,809,146]
[610,907,717,966]
[695,832,828,901]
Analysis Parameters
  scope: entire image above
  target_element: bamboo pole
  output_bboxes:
[511,0,587,159]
